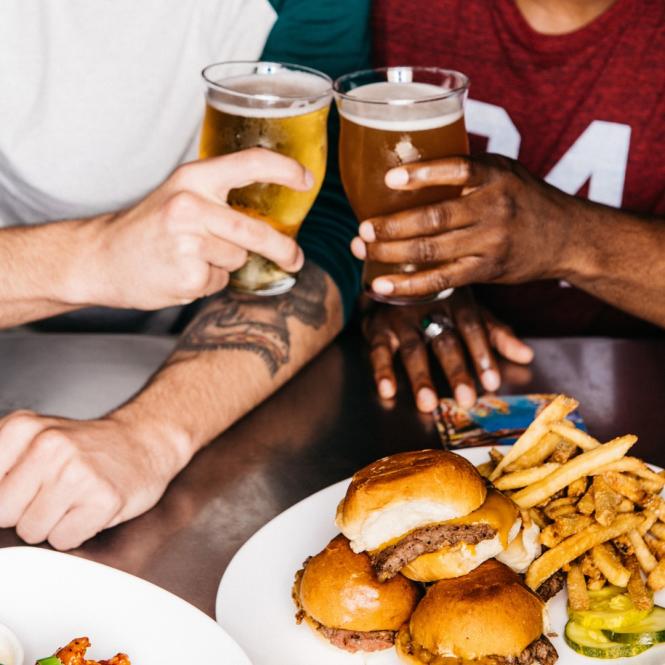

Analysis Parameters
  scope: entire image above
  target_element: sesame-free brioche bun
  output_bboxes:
[336,450,487,553]
[297,534,419,632]
[397,559,545,662]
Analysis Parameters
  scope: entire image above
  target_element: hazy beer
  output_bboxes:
[200,62,332,295]
[335,69,469,304]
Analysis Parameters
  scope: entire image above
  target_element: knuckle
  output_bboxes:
[226,248,248,272]
[455,157,473,182]
[175,234,203,257]
[399,337,421,358]
[179,266,209,300]
[2,411,37,434]
[32,429,73,457]
[169,163,195,190]
[424,204,448,233]
[244,147,271,170]
[414,238,440,264]
[163,191,199,225]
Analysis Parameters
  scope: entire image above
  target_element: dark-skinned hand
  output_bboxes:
[363,288,533,412]
[351,153,574,299]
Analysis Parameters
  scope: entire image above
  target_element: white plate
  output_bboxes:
[217,446,665,665]
[0,546,251,665]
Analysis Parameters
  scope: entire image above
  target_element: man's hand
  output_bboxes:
[364,289,533,412]
[0,410,187,550]
[351,154,576,299]
[72,148,312,310]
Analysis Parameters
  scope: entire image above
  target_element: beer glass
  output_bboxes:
[200,62,332,295]
[334,67,469,305]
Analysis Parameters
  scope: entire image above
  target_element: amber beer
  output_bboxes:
[200,62,332,295]
[335,69,470,304]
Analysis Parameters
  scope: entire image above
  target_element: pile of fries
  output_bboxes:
[479,395,665,612]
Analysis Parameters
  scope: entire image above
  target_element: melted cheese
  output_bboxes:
[372,489,519,554]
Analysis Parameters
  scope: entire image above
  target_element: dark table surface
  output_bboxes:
[0,331,664,618]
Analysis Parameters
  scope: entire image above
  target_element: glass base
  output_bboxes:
[230,274,296,296]
[229,251,296,297]
[365,287,454,306]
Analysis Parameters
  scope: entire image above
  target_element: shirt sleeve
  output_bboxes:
[262,0,371,323]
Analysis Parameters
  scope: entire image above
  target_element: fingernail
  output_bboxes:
[304,170,315,189]
[385,168,409,188]
[481,369,500,392]
[379,379,395,399]
[351,237,367,260]
[418,387,438,412]
[359,221,376,242]
[372,278,394,295]
[455,384,476,408]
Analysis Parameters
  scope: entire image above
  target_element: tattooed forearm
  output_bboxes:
[176,262,329,376]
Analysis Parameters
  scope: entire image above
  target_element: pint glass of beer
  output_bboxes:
[200,62,332,295]
[334,67,469,305]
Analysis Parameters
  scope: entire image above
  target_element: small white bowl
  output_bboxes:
[0,624,24,665]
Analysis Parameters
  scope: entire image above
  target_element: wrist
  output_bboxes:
[59,214,114,307]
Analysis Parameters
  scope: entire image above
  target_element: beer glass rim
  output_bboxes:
[333,66,469,105]
[201,60,333,102]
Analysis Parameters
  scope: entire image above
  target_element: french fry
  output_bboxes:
[529,507,548,530]
[644,495,665,521]
[638,510,658,537]
[512,436,637,509]
[647,557,665,591]
[625,555,654,610]
[544,502,578,520]
[494,463,561,491]
[505,432,561,472]
[549,440,579,464]
[568,476,588,497]
[645,533,665,560]
[649,521,665,541]
[476,461,494,479]
[640,478,664,495]
[592,543,630,587]
[525,513,642,590]
[581,552,603,580]
[603,472,647,505]
[628,529,658,573]
[489,447,504,466]
[540,515,594,549]
[550,422,601,451]
[587,575,608,591]
[592,475,621,527]
[613,535,634,557]
[567,564,590,611]
[594,457,665,490]
[490,395,579,480]
[577,489,595,515]
[617,498,635,513]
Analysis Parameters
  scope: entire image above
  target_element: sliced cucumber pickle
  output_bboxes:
[565,621,652,658]
[570,590,651,630]
[588,586,626,602]
[604,606,665,645]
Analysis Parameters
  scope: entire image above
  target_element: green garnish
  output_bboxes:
[36,658,63,665]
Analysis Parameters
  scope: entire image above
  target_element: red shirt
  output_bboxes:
[373,0,665,336]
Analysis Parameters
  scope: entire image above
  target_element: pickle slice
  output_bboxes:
[604,606,665,645]
[565,621,652,658]
[571,590,650,630]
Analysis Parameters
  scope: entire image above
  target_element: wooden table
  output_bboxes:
[1,332,664,617]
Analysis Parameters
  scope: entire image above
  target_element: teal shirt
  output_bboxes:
[263,0,371,323]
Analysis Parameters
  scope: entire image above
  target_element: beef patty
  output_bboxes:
[371,522,497,581]
[535,570,566,602]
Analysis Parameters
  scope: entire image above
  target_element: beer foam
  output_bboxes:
[207,71,331,118]
[338,81,463,131]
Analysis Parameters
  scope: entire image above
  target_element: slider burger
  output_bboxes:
[292,534,420,653]
[396,559,558,665]
[336,449,523,582]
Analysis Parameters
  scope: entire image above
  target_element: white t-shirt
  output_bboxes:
[0,0,276,227]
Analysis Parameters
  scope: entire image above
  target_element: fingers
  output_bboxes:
[369,335,398,400]
[364,227,478,265]
[453,294,501,392]
[371,256,483,299]
[198,200,304,272]
[394,320,438,413]
[484,308,534,364]
[358,197,473,243]
[430,331,477,409]
[177,147,314,198]
[384,156,489,190]
[0,411,48,478]
[48,501,119,551]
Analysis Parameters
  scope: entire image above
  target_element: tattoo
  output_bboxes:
[176,262,328,376]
